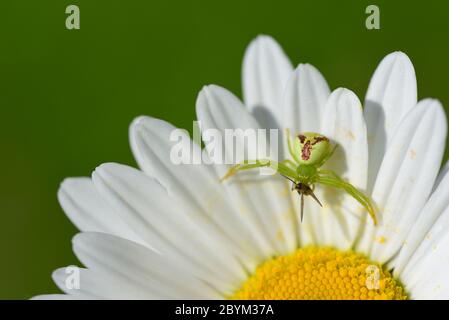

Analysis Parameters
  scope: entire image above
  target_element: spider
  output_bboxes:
[220,129,377,225]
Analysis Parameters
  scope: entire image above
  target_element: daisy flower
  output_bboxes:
[34,35,448,300]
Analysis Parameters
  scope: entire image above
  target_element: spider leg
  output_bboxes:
[285,128,301,164]
[291,182,296,191]
[282,159,298,170]
[220,159,298,182]
[308,189,323,207]
[316,170,377,225]
[278,173,296,184]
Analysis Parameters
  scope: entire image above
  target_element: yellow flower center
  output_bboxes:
[231,247,407,300]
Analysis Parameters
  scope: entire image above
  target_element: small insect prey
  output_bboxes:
[220,130,377,225]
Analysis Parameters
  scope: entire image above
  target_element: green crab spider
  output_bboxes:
[220,129,377,225]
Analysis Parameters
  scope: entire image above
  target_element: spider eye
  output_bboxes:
[294,132,332,166]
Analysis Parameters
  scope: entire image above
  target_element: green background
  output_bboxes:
[0,0,448,299]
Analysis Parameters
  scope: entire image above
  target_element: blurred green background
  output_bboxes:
[0,0,448,299]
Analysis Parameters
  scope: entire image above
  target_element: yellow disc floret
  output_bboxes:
[231,247,407,300]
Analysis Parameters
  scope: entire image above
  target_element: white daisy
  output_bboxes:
[34,35,448,300]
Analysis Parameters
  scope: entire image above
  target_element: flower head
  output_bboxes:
[34,35,448,300]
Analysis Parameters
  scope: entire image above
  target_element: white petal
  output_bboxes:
[73,232,223,299]
[402,226,449,299]
[364,52,417,189]
[360,99,447,263]
[320,88,368,249]
[58,178,143,245]
[283,63,330,134]
[196,85,298,256]
[243,35,293,129]
[434,160,449,190]
[129,115,262,272]
[394,167,449,277]
[400,189,449,291]
[92,162,247,291]
[52,267,161,299]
